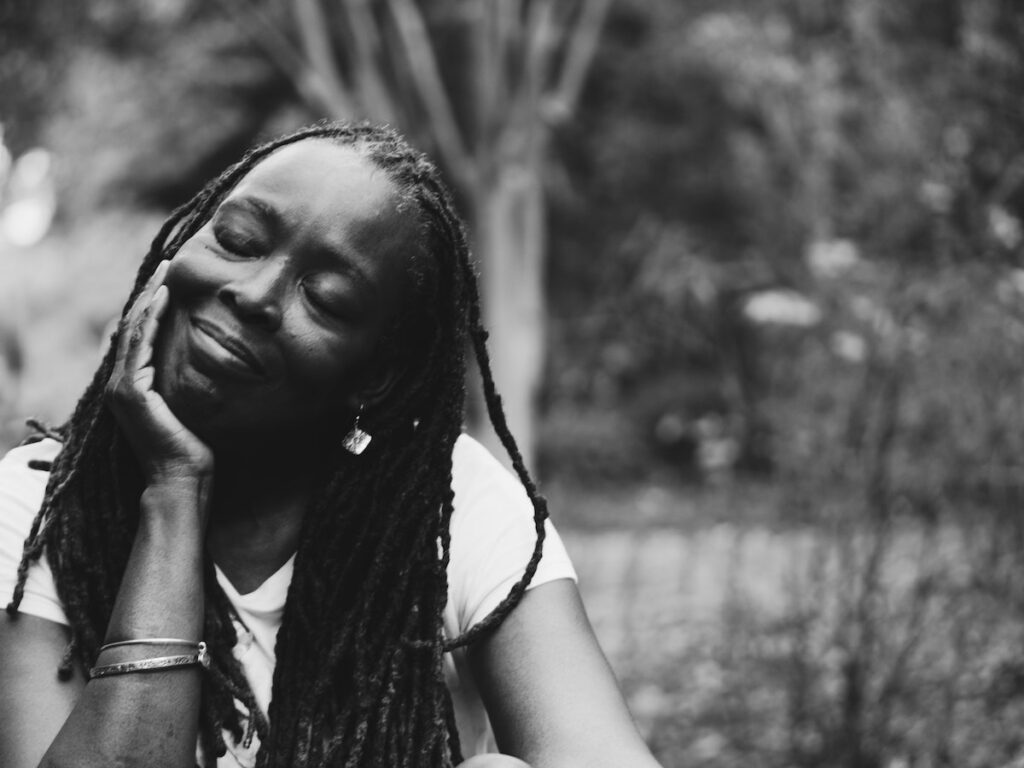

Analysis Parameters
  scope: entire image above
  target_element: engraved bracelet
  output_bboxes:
[89,642,210,679]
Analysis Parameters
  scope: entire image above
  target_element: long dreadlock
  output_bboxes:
[5,121,549,767]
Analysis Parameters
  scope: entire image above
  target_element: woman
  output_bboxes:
[0,122,661,768]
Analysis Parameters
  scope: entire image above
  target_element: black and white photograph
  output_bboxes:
[1,2,1023,767]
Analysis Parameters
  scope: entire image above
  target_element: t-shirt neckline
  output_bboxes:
[214,554,295,614]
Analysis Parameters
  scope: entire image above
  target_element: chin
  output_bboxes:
[156,365,226,436]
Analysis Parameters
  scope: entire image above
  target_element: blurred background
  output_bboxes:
[3,0,1024,765]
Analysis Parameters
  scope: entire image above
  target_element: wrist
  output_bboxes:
[139,476,213,534]
[144,455,215,487]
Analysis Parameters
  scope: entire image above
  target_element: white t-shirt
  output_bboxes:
[0,434,577,766]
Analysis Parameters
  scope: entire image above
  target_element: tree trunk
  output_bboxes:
[470,155,546,471]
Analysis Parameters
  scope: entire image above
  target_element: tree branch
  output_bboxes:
[550,0,613,116]
[338,0,401,124]
[291,0,358,118]
[213,0,351,116]
[471,1,507,145]
[385,0,475,188]
[523,0,557,108]
[500,0,556,152]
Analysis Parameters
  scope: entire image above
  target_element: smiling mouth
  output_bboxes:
[191,317,266,376]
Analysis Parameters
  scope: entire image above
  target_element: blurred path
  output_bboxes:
[564,525,808,660]
[562,523,960,666]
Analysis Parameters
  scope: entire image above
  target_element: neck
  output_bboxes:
[204,437,337,594]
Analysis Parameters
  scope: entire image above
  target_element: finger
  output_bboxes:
[120,261,171,372]
[145,259,172,296]
[120,260,171,335]
[134,260,172,325]
[108,287,171,444]
[124,283,169,377]
[135,284,169,371]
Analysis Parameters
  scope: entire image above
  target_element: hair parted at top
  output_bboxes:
[6,121,548,768]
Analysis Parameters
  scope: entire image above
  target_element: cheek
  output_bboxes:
[278,330,378,414]
[285,334,357,392]
[165,243,223,301]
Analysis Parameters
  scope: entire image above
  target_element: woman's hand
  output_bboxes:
[106,260,213,486]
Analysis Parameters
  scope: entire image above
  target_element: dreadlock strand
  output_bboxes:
[5,499,48,614]
[203,558,269,745]
[23,418,65,443]
[56,635,78,680]
[439,247,550,652]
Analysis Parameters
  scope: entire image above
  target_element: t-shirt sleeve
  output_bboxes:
[447,434,577,634]
[0,438,68,626]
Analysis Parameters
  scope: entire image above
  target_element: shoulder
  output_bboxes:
[449,433,538,542]
[451,432,516,483]
[446,433,576,634]
[0,438,66,625]
[0,438,61,528]
[451,432,527,503]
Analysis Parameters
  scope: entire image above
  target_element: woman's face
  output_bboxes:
[154,140,417,449]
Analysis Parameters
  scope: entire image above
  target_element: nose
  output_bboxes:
[216,259,286,331]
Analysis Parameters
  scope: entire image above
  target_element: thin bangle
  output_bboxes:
[99,638,202,653]
[89,643,210,679]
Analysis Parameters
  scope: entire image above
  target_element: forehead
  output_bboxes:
[223,140,420,273]
[229,140,396,221]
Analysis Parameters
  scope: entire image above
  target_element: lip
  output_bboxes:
[190,317,266,378]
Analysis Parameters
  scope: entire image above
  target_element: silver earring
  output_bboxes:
[342,405,372,455]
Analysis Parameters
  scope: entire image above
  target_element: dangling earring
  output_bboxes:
[342,404,372,455]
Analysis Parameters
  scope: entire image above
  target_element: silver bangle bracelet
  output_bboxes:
[89,642,210,679]
[99,637,202,653]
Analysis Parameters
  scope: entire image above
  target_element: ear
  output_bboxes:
[346,356,406,413]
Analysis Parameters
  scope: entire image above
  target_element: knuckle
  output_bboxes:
[105,384,127,408]
[105,374,143,405]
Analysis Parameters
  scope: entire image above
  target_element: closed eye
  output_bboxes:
[210,201,272,257]
[212,225,264,258]
[301,280,359,320]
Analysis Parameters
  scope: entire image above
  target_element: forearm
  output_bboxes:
[40,480,210,768]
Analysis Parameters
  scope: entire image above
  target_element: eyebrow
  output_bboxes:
[217,196,377,295]
[217,197,281,233]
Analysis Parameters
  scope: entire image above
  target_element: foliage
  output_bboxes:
[0,0,79,154]
[0,211,163,449]
[544,0,1024,481]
